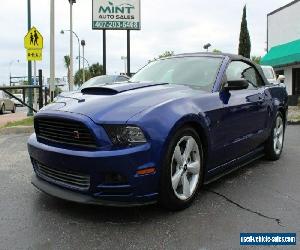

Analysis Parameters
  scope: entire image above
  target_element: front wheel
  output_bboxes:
[159,127,203,211]
[265,112,285,161]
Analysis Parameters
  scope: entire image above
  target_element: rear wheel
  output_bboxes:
[265,112,285,160]
[159,127,203,210]
[0,104,5,114]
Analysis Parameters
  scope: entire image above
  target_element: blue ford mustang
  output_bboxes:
[27,53,288,210]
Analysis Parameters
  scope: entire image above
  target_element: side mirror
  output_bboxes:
[277,75,285,83]
[224,79,249,91]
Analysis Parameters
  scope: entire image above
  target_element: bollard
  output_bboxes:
[45,87,48,106]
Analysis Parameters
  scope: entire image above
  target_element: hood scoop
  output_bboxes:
[81,87,119,95]
[81,82,168,95]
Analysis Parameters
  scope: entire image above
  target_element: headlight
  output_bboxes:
[104,125,147,146]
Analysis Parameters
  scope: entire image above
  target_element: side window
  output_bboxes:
[0,91,3,99]
[226,61,263,89]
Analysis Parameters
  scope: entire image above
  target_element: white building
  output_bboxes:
[261,0,300,103]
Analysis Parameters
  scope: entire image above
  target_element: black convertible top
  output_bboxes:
[175,52,250,61]
[172,52,269,85]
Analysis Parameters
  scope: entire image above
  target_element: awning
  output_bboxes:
[261,39,300,67]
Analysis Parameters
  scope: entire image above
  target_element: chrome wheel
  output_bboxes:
[171,136,201,201]
[273,116,284,155]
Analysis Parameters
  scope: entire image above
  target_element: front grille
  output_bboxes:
[34,161,90,191]
[35,118,97,148]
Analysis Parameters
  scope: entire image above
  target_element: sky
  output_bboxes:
[0,0,293,84]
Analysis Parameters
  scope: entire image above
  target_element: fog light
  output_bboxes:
[136,167,156,176]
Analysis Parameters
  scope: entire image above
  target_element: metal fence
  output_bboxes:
[0,70,46,113]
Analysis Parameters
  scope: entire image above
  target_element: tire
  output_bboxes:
[265,112,285,161]
[11,105,16,113]
[159,126,204,211]
[0,104,5,115]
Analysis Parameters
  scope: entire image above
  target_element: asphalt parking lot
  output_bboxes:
[0,126,299,249]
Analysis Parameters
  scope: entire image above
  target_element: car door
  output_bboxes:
[211,60,269,167]
[0,91,9,110]
[0,91,4,108]
[3,92,13,110]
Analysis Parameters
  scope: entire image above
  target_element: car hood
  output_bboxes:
[40,82,203,124]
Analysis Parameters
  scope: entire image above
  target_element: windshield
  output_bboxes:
[262,67,275,79]
[130,56,223,91]
[80,75,117,89]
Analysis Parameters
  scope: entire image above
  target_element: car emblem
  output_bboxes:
[73,130,80,139]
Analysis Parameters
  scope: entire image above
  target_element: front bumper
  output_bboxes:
[28,133,159,206]
[31,175,156,206]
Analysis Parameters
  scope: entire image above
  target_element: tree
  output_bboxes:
[74,63,104,86]
[64,55,71,89]
[213,49,222,53]
[158,51,174,59]
[251,56,261,64]
[89,63,104,78]
[74,69,91,85]
[149,51,174,63]
[238,5,251,58]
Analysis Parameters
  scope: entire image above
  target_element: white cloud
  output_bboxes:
[0,0,292,84]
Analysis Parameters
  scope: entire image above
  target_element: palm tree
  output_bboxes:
[64,55,71,90]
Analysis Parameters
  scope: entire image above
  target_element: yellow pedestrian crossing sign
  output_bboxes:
[24,27,43,50]
[24,27,43,61]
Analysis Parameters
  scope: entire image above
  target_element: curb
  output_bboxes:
[0,126,34,135]
[288,121,300,125]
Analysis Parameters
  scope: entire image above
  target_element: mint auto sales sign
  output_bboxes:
[92,0,141,30]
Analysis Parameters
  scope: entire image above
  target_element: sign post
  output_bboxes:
[27,0,32,116]
[24,27,44,111]
[92,0,141,76]
[103,29,106,75]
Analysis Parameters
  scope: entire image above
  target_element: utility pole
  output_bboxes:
[121,56,127,75]
[69,0,75,91]
[50,0,55,101]
[27,0,33,116]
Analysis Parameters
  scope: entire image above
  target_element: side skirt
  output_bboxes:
[204,146,265,185]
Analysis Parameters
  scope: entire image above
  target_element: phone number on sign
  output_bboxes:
[93,21,140,30]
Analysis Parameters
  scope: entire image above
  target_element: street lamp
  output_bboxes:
[9,59,20,86]
[76,56,90,68]
[81,40,86,83]
[61,29,80,78]
[76,55,89,84]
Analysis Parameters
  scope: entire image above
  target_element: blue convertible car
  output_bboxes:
[28,53,288,210]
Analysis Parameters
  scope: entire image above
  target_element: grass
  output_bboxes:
[1,117,34,128]
[291,115,300,121]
